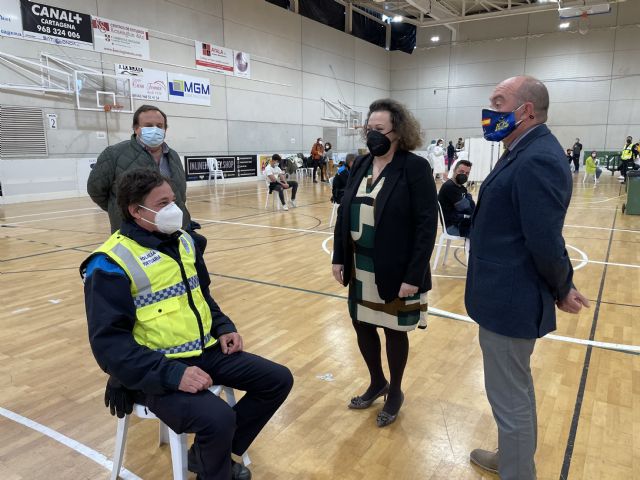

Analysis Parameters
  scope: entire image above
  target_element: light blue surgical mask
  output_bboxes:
[139,126,165,147]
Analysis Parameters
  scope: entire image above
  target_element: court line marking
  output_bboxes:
[1,212,106,226]
[566,245,589,271]
[571,194,625,205]
[3,215,638,270]
[428,307,640,354]
[565,224,639,234]
[0,406,141,480]
[210,272,640,355]
[2,207,102,220]
[199,218,332,235]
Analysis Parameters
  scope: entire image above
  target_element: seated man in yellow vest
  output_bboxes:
[81,168,293,480]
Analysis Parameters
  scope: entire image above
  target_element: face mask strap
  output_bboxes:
[136,204,158,226]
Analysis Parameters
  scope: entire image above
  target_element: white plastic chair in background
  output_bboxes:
[207,157,224,185]
[264,176,289,210]
[110,385,250,480]
[432,202,469,270]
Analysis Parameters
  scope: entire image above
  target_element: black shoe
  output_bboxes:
[232,460,252,480]
[313,180,318,183]
[376,391,404,427]
[348,383,389,409]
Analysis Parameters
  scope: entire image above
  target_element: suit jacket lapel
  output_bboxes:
[340,154,372,227]
[374,150,406,226]
[474,124,551,220]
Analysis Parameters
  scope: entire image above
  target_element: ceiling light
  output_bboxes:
[392,15,403,22]
[431,36,440,42]
[559,22,570,29]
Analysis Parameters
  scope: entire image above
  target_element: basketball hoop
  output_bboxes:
[342,124,363,137]
[103,103,124,112]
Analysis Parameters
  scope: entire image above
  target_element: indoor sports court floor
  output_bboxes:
[1,171,639,479]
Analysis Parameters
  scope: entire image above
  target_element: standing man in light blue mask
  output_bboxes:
[468,76,589,479]
[88,104,206,252]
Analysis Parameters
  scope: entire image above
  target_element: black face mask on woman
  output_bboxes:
[366,130,394,157]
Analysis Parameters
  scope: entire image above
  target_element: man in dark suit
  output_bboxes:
[467,76,589,480]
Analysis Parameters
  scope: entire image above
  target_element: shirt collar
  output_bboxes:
[120,220,180,250]
[136,135,169,154]
[506,124,543,151]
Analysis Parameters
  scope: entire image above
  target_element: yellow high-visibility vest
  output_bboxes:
[91,230,216,358]
[621,144,634,161]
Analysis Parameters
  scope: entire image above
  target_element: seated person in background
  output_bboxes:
[566,148,573,167]
[331,153,355,204]
[265,154,298,210]
[437,160,475,237]
[81,168,293,480]
[585,151,602,184]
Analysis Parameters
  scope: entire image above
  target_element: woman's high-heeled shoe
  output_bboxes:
[376,391,404,427]
[348,383,390,410]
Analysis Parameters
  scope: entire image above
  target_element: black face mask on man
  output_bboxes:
[455,173,468,185]
[366,130,394,157]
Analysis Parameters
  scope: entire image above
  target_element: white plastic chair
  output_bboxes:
[111,385,250,480]
[432,201,469,270]
[264,176,289,210]
[207,157,224,185]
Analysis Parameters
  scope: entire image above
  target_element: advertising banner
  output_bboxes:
[0,0,23,38]
[184,155,258,181]
[92,16,150,59]
[233,50,250,79]
[195,40,233,76]
[115,63,168,102]
[168,72,210,106]
[20,0,93,49]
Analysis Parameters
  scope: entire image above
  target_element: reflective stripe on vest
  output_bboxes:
[622,145,633,160]
[133,274,199,308]
[155,332,213,355]
[90,230,216,358]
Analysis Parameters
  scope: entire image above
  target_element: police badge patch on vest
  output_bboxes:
[139,250,162,267]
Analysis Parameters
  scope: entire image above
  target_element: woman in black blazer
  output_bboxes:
[332,98,438,427]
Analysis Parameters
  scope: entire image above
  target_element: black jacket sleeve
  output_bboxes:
[85,262,187,394]
[403,158,439,286]
[193,245,237,338]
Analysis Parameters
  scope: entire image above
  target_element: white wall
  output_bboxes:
[390,2,640,151]
[0,0,390,202]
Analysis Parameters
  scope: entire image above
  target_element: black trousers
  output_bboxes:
[312,160,325,181]
[620,159,631,180]
[142,344,293,480]
[269,181,298,204]
[572,154,580,172]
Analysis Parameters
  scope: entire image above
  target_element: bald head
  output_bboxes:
[489,75,549,146]
[496,76,549,123]
[514,76,549,122]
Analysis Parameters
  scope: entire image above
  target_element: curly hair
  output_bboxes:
[116,168,172,222]
[362,98,423,151]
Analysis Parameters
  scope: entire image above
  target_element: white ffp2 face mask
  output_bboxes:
[138,202,183,234]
